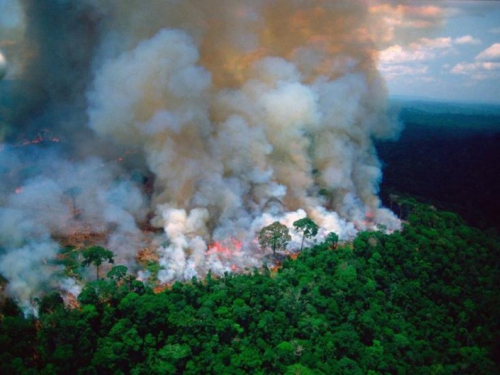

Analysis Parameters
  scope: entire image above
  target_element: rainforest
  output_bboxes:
[1,101,500,373]
[1,1,500,374]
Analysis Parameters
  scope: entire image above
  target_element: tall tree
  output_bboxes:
[258,221,291,256]
[81,246,114,280]
[325,232,339,249]
[293,217,319,251]
[64,186,82,219]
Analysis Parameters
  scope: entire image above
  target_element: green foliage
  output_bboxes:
[81,246,114,280]
[1,201,500,374]
[39,292,64,316]
[107,265,128,281]
[146,261,161,283]
[293,217,319,251]
[57,246,81,278]
[325,232,339,249]
[259,221,292,255]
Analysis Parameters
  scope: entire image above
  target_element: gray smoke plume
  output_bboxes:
[0,0,411,308]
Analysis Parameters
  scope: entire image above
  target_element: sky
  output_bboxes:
[0,0,499,104]
[376,1,500,104]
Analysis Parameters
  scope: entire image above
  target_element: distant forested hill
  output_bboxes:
[378,100,500,230]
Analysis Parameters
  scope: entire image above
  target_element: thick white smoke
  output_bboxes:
[87,1,401,284]
[0,0,412,307]
[0,150,148,309]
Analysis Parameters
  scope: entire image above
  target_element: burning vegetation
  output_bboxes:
[0,0,407,311]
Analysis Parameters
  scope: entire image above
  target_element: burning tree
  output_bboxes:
[259,221,291,256]
[325,232,339,249]
[293,217,319,251]
[64,186,82,219]
[82,246,114,280]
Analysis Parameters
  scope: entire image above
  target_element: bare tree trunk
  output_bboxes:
[71,196,77,219]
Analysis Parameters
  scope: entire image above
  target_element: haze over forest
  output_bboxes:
[0,1,499,374]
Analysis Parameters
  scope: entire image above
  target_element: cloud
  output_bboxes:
[380,35,486,82]
[489,27,500,34]
[379,64,428,79]
[379,37,453,65]
[417,37,453,49]
[378,37,443,81]
[368,3,460,45]
[476,43,500,62]
[451,62,500,80]
[454,35,482,45]
[451,43,500,81]
[370,4,458,30]
[379,44,428,64]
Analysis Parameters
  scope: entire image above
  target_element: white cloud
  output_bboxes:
[451,62,500,81]
[378,37,457,82]
[476,43,500,62]
[379,37,453,64]
[380,35,491,82]
[379,64,428,79]
[454,35,482,45]
[379,44,428,63]
[490,27,500,34]
[370,4,460,30]
[368,4,461,44]
[416,37,453,49]
[452,62,500,74]
[450,43,500,81]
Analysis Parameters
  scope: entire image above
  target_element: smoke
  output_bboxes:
[0,0,424,308]
[0,51,7,80]
[0,148,148,310]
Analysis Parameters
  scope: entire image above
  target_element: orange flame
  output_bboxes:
[206,238,242,256]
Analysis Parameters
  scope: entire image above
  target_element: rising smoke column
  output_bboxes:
[87,0,401,283]
[0,148,148,313]
[0,0,150,310]
[0,0,409,307]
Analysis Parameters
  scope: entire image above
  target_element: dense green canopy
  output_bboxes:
[1,201,499,374]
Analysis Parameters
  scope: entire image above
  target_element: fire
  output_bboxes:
[153,284,172,294]
[22,136,43,146]
[206,238,242,256]
[270,264,280,273]
[18,130,62,147]
[206,239,244,273]
[62,292,80,310]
